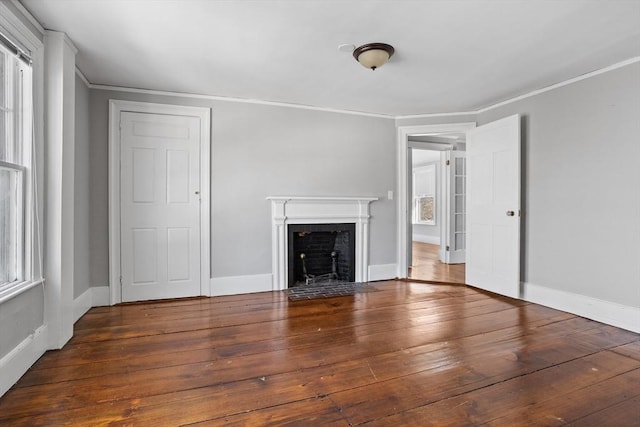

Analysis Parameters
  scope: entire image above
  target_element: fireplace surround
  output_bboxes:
[268,196,377,290]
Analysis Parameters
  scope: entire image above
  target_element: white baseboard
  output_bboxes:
[73,288,93,324]
[91,286,110,307]
[524,282,640,333]
[0,325,48,397]
[368,264,398,282]
[73,286,111,324]
[412,234,440,245]
[210,274,273,296]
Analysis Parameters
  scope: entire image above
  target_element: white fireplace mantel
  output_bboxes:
[268,196,378,290]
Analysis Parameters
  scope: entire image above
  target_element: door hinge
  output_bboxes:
[446,246,450,251]
[120,276,123,286]
[446,160,450,166]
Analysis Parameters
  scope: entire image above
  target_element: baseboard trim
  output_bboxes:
[0,324,48,397]
[412,234,440,245]
[368,264,398,282]
[72,286,111,324]
[91,286,110,307]
[524,282,640,333]
[73,288,93,324]
[210,274,273,296]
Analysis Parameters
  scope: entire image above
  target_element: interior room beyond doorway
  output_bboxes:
[408,134,466,284]
[409,241,465,283]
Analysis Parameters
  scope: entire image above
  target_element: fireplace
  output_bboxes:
[268,196,377,290]
[287,223,356,287]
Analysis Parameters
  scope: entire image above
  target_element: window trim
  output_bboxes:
[0,160,25,286]
[0,4,43,304]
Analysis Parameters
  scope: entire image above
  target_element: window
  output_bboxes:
[0,41,32,290]
[413,164,436,225]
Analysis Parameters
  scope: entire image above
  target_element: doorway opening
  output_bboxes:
[398,117,522,297]
[397,122,476,284]
[408,135,466,283]
[108,100,211,304]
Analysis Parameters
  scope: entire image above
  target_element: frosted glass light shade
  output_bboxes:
[357,49,390,69]
[353,43,395,70]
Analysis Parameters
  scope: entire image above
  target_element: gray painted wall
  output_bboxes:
[477,62,640,307]
[413,223,439,240]
[88,90,398,284]
[0,285,44,359]
[74,75,90,298]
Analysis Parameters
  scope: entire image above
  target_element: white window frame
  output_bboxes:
[0,161,25,285]
[0,6,44,304]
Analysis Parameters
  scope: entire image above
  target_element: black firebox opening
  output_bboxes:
[287,223,356,287]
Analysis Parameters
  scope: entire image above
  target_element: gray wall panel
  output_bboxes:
[477,62,640,307]
[0,285,44,359]
[89,90,397,283]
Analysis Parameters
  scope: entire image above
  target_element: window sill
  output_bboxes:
[0,278,44,305]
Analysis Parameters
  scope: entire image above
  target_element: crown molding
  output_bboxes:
[474,56,640,114]
[9,0,44,35]
[0,0,43,52]
[87,56,640,120]
[75,67,90,87]
[88,83,395,119]
[395,56,640,120]
[44,30,78,55]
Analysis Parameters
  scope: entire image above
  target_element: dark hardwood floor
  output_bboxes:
[1,280,639,426]
[409,241,466,283]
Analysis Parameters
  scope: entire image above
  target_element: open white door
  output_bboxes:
[120,111,202,302]
[407,148,413,270]
[445,151,466,264]
[466,115,521,298]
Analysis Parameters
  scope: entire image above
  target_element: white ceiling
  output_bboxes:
[20,0,640,117]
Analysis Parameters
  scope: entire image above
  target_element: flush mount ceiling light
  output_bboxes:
[352,43,395,70]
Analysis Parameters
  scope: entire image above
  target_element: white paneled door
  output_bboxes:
[120,112,202,302]
[466,115,521,298]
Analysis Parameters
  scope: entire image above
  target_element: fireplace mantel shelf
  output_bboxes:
[268,196,377,290]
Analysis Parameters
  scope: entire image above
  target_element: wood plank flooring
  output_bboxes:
[1,280,639,426]
[409,241,466,283]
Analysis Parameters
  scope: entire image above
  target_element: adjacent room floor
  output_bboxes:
[409,241,466,283]
[1,280,639,425]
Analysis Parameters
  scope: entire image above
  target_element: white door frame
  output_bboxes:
[397,123,476,279]
[108,100,211,305]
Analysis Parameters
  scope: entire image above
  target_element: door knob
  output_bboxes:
[506,211,515,216]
